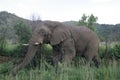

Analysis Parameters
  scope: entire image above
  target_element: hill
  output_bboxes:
[63,21,78,26]
[0,11,31,42]
[0,11,30,26]
[0,11,120,42]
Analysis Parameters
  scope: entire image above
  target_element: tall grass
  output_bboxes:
[0,42,17,56]
[0,59,119,80]
[0,43,119,80]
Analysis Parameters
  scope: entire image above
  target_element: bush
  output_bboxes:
[0,42,17,57]
[0,41,6,55]
[34,44,53,66]
[14,21,32,44]
[99,46,106,59]
[99,43,120,59]
[43,44,53,64]
[111,44,120,59]
[12,44,28,57]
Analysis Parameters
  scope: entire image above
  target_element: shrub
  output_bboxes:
[99,46,106,59]
[42,44,53,61]
[111,44,120,59]
[13,44,28,57]
[0,42,17,57]
[99,43,120,59]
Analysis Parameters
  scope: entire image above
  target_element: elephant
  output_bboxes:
[12,20,100,76]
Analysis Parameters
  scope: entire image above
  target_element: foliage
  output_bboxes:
[0,61,13,75]
[14,21,32,44]
[96,24,120,41]
[99,43,120,59]
[111,44,120,59]
[42,44,53,64]
[0,26,8,54]
[0,59,119,80]
[78,14,98,31]
[13,45,28,57]
[1,43,17,56]
[97,24,113,41]
[42,44,53,57]
[78,14,88,26]
[12,21,32,57]
[99,45,106,59]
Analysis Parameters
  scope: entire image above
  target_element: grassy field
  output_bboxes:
[0,43,119,80]
[0,59,119,80]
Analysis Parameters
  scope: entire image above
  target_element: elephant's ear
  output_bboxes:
[50,27,71,45]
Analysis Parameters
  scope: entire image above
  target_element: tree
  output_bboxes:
[13,21,32,57]
[78,14,98,32]
[78,14,88,26]
[14,21,32,44]
[87,14,98,31]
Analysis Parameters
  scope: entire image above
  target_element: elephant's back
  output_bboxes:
[69,26,96,41]
[69,26,99,52]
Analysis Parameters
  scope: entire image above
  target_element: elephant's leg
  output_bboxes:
[61,38,76,64]
[52,46,62,74]
[84,48,94,67]
[84,46,100,67]
[92,55,100,68]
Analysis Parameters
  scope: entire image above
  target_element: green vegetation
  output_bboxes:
[13,21,32,57]
[1,43,17,56]
[78,14,98,31]
[0,59,119,80]
[99,43,120,59]
[14,21,32,44]
[0,43,119,80]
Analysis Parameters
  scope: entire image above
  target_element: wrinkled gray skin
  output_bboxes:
[12,20,100,76]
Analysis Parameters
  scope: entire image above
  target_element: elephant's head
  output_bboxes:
[31,21,52,45]
[31,21,71,45]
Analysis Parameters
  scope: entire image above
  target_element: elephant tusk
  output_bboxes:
[22,44,29,46]
[34,42,39,45]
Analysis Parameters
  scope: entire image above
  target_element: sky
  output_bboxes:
[0,0,120,24]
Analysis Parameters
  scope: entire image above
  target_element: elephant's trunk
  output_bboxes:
[12,44,38,76]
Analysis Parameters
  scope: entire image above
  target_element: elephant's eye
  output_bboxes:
[38,29,45,35]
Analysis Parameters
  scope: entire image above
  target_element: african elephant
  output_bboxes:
[12,20,100,76]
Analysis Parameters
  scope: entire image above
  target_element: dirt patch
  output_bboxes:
[0,56,11,64]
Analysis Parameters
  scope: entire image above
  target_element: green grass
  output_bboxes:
[0,43,119,80]
[1,43,17,56]
[0,59,119,80]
